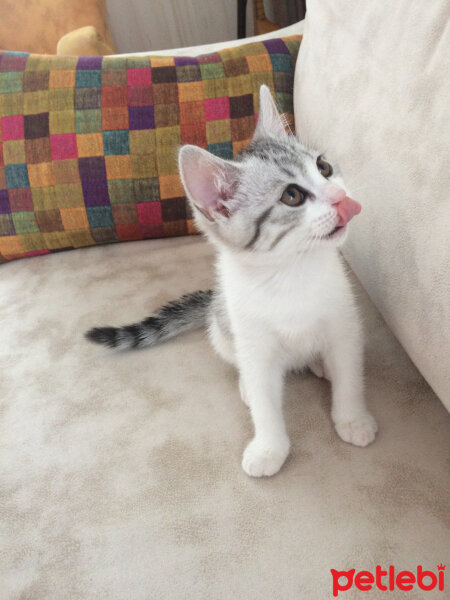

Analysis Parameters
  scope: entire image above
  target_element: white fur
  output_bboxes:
[179,86,377,477]
[213,247,376,477]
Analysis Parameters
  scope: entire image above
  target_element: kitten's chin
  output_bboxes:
[322,224,348,245]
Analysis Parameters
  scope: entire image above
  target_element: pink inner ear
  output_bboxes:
[181,151,223,217]
[190,161,232,218]
[180,147,239,220]
[193,173,220,213]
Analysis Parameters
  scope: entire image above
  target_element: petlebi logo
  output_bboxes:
[330,564,446,597]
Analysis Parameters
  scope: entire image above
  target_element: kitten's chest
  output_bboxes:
[219,251,346,336]
[243,271,329,331]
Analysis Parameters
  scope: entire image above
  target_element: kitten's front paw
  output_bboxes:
[242,436,290,477]
[334,413,378,447]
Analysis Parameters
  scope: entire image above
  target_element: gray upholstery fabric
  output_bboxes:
[1,237,449,599]
[294,0,450,406]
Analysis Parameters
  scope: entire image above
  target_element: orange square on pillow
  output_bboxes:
[77,133,104,157]
[178,82,204,102]
[159,173,184,199]
[151,57,175,68]
[105,155,133,179]
[49,70,76,89]
[102,106,129,130]
[60,207,89,230]
[179,101,205,125]
[0,235,24,256]
[246,54,272,73]
[28,162,56,187]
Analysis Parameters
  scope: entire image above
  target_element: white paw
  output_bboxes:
[334,413,378,447]
[242,437,290,477]
[239,378,249,407]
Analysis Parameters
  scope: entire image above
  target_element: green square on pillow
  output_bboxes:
[76,109,102,133]
[86,206,114,228]
[0,72,23,94]
[12,211,40,234]
[103,130,130,155]
[108,179,136,204]
[199,62,225,80]
[5,164,29,188]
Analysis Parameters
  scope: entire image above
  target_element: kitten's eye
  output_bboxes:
[280,185,307,207]
[317,156,333,178]
[280,185,306,207]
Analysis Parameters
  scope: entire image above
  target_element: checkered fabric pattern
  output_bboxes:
[0,36,302,263]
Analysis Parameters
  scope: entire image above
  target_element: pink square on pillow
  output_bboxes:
[127,69,152,86]
[137,202,162,224]
[1,115,24,140]
[27,250,50,257]
[204,97,230,121]
[50,134,78,160]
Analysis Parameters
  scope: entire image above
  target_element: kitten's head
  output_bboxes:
[178,85,360,256]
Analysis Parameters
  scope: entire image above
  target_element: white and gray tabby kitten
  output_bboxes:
[86,85,377,477]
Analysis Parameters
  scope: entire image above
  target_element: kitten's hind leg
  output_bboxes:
[308,357,330,380]
[208,314,236,367]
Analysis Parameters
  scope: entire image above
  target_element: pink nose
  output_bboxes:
[336,197,362,226]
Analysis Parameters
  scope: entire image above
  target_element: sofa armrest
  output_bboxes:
[294,0,450,407]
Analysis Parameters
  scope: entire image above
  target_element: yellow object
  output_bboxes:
[56,25,115,56]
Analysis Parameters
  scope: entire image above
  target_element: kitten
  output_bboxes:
[86,85,377,477]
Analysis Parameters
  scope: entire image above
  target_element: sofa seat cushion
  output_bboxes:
[0,35,301,263]
[1,238,449,598]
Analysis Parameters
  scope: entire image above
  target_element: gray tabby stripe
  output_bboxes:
[244,207,274,250]
[269,224,296,250]
[279,165,296,178]
[236,138,307,176]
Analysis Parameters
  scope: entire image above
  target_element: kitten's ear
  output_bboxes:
[178,145,241,221]
[253,85,288,141]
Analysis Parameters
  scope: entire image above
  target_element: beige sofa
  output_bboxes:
[1,2,449,599]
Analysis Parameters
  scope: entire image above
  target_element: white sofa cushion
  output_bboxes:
[294,0,450,407]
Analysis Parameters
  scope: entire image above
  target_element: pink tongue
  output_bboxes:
[336,197,361,227]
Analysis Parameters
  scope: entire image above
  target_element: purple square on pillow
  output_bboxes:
[129,106,155,130]
[77,56,103,70]
[81,180,111,207]
[0,190,10,214]
[174,56,199,67]
[262,39,289,54]
[0,53,28,72]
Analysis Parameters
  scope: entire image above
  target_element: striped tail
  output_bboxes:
[85,290,213,350]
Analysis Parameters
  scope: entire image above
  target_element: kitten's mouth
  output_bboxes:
[325,225,345,239]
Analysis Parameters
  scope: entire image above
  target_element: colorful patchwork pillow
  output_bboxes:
[0,36,301,263]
